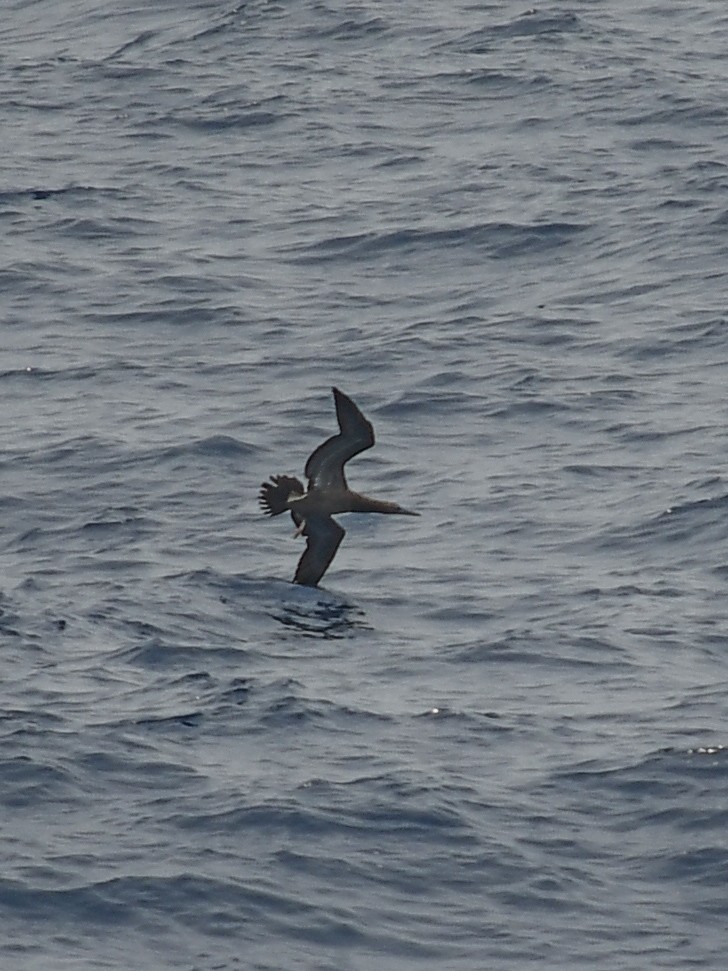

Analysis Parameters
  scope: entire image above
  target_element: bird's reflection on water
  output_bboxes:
[273,594,370,639]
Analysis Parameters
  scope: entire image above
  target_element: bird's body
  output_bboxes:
[259,388,418,587]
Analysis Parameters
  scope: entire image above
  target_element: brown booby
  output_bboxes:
[259,387,418,586]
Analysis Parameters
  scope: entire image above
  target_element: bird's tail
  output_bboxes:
[258,475,305,516]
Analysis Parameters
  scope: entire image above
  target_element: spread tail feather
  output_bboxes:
[259,475,304,516]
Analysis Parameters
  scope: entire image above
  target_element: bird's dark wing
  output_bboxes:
[304,387,374,492]
[293,515,345,587]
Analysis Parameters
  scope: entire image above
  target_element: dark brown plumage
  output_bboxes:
[259,388,418,587]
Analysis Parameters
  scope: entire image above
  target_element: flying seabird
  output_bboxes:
[259,387,419,586]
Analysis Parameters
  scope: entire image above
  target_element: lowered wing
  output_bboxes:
[293,515,345,587]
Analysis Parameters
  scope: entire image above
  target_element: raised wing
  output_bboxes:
[293,515,345,586]
[304,387,374,491]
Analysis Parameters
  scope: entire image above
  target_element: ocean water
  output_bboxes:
[3,1,728,968]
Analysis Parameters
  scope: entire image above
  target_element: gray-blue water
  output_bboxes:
[3,2,728,968]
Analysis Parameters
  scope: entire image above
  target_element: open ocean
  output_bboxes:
[3,1,728,968]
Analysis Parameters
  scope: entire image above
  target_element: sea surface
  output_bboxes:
[3,1,728,968]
